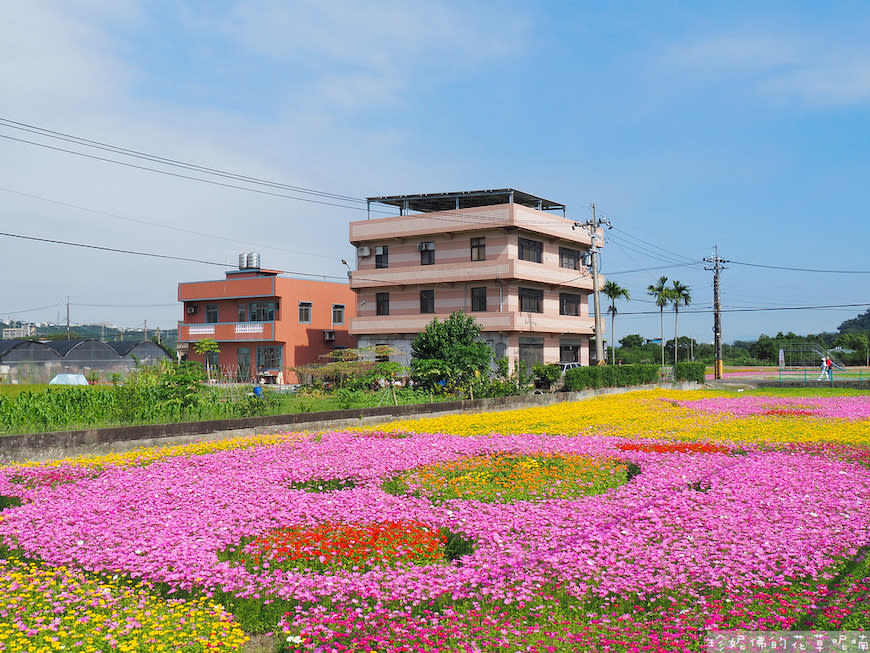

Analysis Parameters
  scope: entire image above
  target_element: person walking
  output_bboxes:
[817,356,830,381]
[825,355,833,380]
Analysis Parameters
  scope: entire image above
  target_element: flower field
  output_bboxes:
[0,388,868,651]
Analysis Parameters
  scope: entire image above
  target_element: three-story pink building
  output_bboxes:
[348,189,600,369]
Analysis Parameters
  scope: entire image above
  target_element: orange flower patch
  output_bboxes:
[236,521,447,573]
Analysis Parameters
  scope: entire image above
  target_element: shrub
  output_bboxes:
[532,363,562,390]
[673,362,706,384]
[563,364,659,391]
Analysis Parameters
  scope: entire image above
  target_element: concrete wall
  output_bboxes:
[0,383,700,464]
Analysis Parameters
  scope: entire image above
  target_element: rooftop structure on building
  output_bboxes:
[349,188,603,369]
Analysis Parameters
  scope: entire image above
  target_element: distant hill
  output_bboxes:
[838,309,870,333]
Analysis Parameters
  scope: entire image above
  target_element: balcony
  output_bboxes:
[349,259,594,290]
[178,321,275,342]
[349,312,594,336]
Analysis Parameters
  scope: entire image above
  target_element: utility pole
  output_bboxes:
[144,320,148,341]
[66,297,70,340]
[575,204,610,366]
[704,246,728,379]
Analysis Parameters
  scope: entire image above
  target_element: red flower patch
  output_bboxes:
[617,442,731,454]
[762,409,816,417]
[241,520,447,573]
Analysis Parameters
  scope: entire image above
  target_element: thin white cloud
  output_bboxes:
[664,31,870,108]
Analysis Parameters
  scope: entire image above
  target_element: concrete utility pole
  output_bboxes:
[576,204,610,366]
[704,246,728,379]
[66,297,70,340]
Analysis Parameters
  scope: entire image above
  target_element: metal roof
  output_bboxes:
[367,188,565,216]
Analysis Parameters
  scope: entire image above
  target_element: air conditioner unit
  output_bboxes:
[323,330,335,341]
[186,306,199,314]
[358,246,371,257]
[375,246,385,256]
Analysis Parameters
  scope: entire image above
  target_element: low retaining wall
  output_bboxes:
[0,382,700,464]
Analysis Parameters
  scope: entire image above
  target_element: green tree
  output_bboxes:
[619,334,644,349]
[193,338,220,380]
[601,280,630,365]
[411,312,493,390]
[669,280,691,365]
[647,276,673,369]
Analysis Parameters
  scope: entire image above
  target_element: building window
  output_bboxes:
[559,247,581,270]
[470,237,485,261]
[257,346,282,370]
[332,304,345,325]
[419,242,435,265]
[519,342,544,369]
[237,304,247,322]
[205,351,219,372]
[298,301,312,323]
[376,292,390,316]
[205,304,218,323]
[559,293,581,316]
[560,344,580,363]
[249,301,276,322]
[519,287,543,313]
[375,246,389,269]
[518,237,543,263]
[471,287,487,312]
[420,289,435,314]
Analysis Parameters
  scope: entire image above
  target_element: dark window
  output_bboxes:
[375,246,389,269]
[471,287,487,312]
[205,304,218,323]
[559,293,581,316]
[518,237,543,263]
[376,292,390,316]
[420,289,435,314]
[298,302,312,323]
[249,301,276,322]
[519,287,543,313]
[420,242,435,265]
[257,346,282,370]
[519,342,544,368]
[559,247,581,270]
[470,237,486,261]
[560,344,580,363]
[237,304,246,322]
[332,304,345,325]
[205,351,219,372]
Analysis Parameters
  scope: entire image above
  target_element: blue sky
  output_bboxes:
[2,1,869,343]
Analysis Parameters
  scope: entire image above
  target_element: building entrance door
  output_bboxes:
[237,347,251,382]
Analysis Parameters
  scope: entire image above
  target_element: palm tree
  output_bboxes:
[669,280,691,365]
[602,280,630,365]
[647,276,672,370]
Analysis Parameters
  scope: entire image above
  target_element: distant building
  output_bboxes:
[177,254,356,383]
[2,324,36,339]
[348,189,600,369]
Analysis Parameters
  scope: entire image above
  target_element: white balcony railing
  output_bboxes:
[235,323,264,334]
[189,325,215,335]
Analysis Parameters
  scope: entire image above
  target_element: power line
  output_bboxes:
[0,230,353,282]
[729,259,870,274]
[0,117,367,204]
[0,186,344,262]
[0,133,377,213]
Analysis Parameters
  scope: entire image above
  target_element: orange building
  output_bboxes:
[177,255,356,383]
